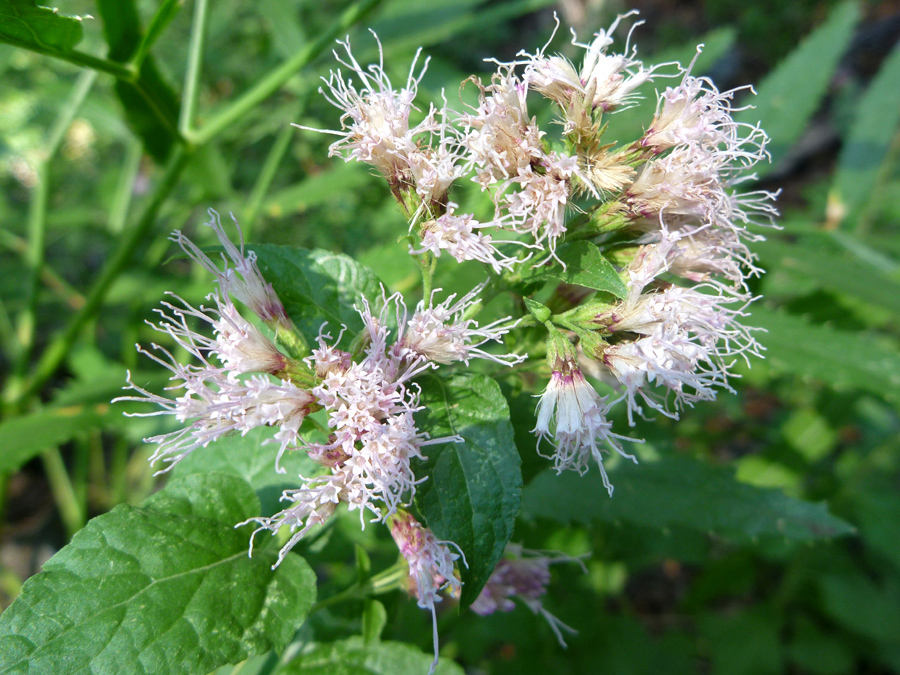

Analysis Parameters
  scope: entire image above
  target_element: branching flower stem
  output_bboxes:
[311,560,409,613]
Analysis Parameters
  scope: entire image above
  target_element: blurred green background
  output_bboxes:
[2,0,900,673]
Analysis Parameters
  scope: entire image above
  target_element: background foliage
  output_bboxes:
[1,0,899,673]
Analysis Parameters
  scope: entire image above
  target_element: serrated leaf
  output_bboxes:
[0,473,316,675]
[0,0,84,53]
[519,241,627,299]
[520,456,854,543]
[251,245,383,350]
[754,233,900,314]
[413,372,521,608]
[174,428,318,517]
[751,305,900,404]
[736,1,860,173]
[277,637,464,675]
[831,41,900,229]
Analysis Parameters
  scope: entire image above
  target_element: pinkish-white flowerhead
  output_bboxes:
[471,543,584,646]
[521,12,665,113]
[298,33,435,196]
[172,210,290,328]
[389,512,463,674]
[398,285,524,367]
[534,344,636,495]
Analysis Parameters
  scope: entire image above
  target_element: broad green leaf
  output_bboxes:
[174,428,319,517]
[413,372,522,607]
[751,305,900,404]
[754,233,900,315]
[0,0,84,53]
[0,473,317,675]
[143,472,262,525]
[736,1,860,173]
[520,456,854,542]
[251,245,383,350]
[830,41,900,229]
[95,0,180,162]
[96,0,141,61]
[519,241,628,299]
[277,637,464,675]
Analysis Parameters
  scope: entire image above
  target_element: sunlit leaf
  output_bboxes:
[0,0,84,53]
[0,473,316,675]
[830,41,900,229]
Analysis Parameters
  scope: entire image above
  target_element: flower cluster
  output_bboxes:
[306,14,776,495]
[119,211,520,569]
[123,10,777,662]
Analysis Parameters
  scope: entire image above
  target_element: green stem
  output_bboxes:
[107,139,144,233]
[310,560,407,613]
[418,251,436,300]
[241,117,298,235]
[41,447,85,538]
[9,70,97,396]
[189,0,385,146]
[109,437,131,507]
[2,37,136,80]
[179,0,211,136]
[4,146,191,408]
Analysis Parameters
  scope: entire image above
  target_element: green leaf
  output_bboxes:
[736,1,860,173]
[520,456,854,543]
[276,637,464,675]
[251,245,383,350]
[0,473,317,675]
[174,428,319,517]
[830,41,900,229]
[817,572,900,644]
[96,0,180,162]
[0,404,109,475]
[143,472,263,525]
[361,600,387,646]
[519,241,628,299]
[754,233,900,315]
[751,305,900,404]
[0,0,84,53]
[413,372,522,608]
